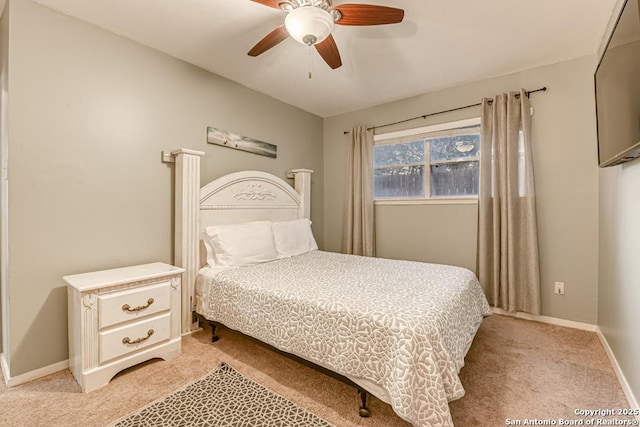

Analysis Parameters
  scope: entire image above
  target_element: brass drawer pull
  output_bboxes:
[122,329,154,345]
[122,298,154,313]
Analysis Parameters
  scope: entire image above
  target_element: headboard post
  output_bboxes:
[169,148,205,334]
[287,169,314,219]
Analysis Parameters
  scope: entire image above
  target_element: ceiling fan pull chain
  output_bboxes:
[308,45,313,79]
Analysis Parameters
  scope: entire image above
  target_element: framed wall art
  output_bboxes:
[207,127,277,158]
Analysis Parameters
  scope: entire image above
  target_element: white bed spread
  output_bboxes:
[196,251,491,427]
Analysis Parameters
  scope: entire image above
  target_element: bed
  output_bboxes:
[165,149,492,427]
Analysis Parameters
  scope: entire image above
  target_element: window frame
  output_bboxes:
[373,117,481,205]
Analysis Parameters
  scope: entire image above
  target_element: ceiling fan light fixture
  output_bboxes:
[285,6,334,46]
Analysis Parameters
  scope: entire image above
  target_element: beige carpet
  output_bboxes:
[0,314,631,427]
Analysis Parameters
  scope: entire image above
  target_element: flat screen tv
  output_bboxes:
[595,0,640,167]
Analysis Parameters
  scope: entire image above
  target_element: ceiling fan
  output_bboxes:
[248,0,405,70]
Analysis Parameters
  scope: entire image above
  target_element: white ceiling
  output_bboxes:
[33,0,617,117]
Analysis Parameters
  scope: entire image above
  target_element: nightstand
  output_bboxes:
[65,262,184,393]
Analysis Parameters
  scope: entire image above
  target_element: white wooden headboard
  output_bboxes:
[164,148,313,333]
[199,170,309,226]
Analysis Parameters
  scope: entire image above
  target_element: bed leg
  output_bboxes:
[208,321,219,343]
[357,389,370,418]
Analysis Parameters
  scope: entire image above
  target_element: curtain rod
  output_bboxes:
[343,87,547,135]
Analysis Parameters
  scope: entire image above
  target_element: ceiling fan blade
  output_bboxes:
[250,0,290,10]
[315,35,342,69]
[248,25,289,57]
[331,4,404,26]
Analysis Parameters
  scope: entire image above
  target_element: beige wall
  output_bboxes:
[324,55,600,323]
[376,204,478,272]
[5,0,323,376]
[598,163,640,405]
[596,0,640,406]
[0,0,8,356]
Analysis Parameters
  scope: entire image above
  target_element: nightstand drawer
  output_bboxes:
[99,312,171,363]
[98,281,171,328]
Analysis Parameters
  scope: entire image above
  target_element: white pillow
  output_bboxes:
[202,221,278,268]
[272,218,318,258]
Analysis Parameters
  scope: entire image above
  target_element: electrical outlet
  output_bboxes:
[554,281,565,295]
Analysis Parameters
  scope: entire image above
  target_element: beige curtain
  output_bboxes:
[477,90,541,315]
[342,125,375,256]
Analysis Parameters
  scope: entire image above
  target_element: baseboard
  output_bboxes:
[491,307,598,331]
[596,328,639,413]
[0,352,9,385]
[182,326,203,337]
[0,354,68,388]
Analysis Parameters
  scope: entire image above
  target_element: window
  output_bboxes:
[374,118,481,202]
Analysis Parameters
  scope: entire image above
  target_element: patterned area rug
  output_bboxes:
[109,362,334,427]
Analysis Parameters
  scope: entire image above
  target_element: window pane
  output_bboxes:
[374,165,425,199]
[430,133,480,162]
[430,161,479,197]
[374,141,424,168]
